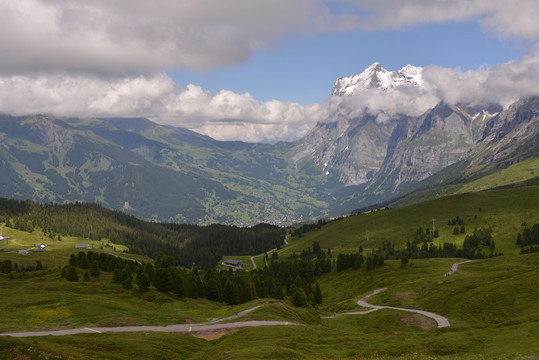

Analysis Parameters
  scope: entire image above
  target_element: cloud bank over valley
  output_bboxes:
[1,0,538,142]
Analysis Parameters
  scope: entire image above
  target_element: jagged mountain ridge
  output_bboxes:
[332,62,423,96]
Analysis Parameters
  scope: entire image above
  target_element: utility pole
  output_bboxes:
[365,230,369,242]
[432,218,436,233]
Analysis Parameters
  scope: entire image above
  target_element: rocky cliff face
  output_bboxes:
[294,60,524,203]
[473,96,539,165]
[367,103,475,194]
[294,111,396,186]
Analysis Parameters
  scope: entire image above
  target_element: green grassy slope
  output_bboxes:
[456,157,539,193]
[1,187,538,359]
[281,186,539,257]
[1,254,537,359]
[0,226,148,269]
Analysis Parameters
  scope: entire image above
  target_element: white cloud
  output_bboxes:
[340,86,440,122]
[0,73,327,142]
[3,0,537,79]
[0,0,359,76]
[424,45,539,107]
[1,0,539,142]
[1,44,539,142]
[344,0,539,40]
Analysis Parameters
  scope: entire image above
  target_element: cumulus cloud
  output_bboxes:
[2,45,539,142]
[339,86,440,122]
[321,44,539,125]
[0,0,359,76]
[344,0,539,40]
[424,44,539,107]
[3,0,537,78]
[0,73,327,142]
[1,0,539,142]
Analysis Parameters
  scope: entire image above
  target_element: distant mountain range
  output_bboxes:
[0,63,537,225]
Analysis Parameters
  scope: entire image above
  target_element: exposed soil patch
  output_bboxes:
[183,317,197,324]
[400,314,436,330]
[191,328,238,340]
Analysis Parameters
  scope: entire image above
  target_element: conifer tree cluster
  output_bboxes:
[1,259,44,274]
[0,197,283,269]
[336,252,384,272]
[517,223,539,253]
[61,250,323,307]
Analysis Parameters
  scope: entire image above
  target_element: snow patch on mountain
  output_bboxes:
[332,62,423,96]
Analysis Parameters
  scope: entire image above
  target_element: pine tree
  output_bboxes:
[83,270,90,281]
[144,263,155,283]
[313,282,322,305]
[69,254,78,267]
[136,272,151,291]
[90,260,100,278]
[223,280,240,305]
[122,277,133,289]
[79,253,90,269]
[187,277,199,298]
[173,274,186,298]
[112,266,123,283]
[291,288,307,307]
[66,266,78,282]
[154,268,171,292]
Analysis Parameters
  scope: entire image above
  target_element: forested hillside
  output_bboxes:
[0,198,284,269]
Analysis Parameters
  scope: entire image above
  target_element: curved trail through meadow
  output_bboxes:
[0,305,299,338]
[322,288,450,328]
[320,259,472,328]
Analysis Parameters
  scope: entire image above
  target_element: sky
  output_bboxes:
[0,0,538,142]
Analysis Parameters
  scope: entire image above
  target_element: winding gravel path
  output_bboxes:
[445,260,471,276]
[322,288,450,328]
[0,305,299,338]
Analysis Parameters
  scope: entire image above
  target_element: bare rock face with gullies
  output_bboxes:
[296,110,396,186]
[367,103,476,193]
[294,62,512,197]
[26,115,75,153]
[292,62,424,187]
[473,96,539,165]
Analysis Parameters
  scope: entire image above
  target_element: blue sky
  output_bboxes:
[1,1,538,142]
[169,20,529,104]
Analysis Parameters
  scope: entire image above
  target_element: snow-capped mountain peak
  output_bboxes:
[331,62,423,96]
